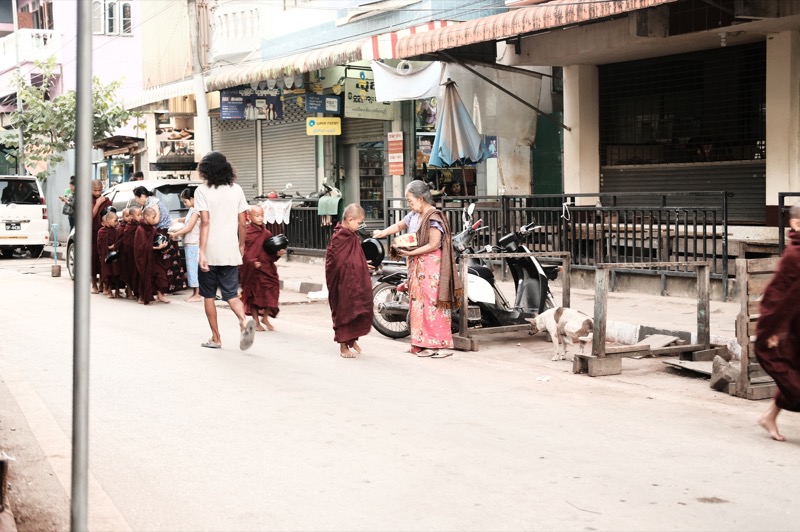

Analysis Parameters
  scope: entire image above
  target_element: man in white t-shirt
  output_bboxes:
[194,151,256,350]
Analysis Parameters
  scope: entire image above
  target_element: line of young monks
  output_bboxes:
[96,205,171,304]
[97,200,375,359]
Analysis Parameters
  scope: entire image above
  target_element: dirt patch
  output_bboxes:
[0,378,70,531]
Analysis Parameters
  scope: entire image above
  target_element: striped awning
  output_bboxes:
[396,0,678,58]
[204,21,455,93]
[205,39,368,92]
[123,79,198,110]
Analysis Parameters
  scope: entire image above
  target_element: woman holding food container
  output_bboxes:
[372,179,461,358]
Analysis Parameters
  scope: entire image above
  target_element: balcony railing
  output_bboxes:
[0,29,61,74]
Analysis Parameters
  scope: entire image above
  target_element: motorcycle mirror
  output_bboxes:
[467,203,475,217]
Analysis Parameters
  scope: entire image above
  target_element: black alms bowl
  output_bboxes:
[263,234,289,255]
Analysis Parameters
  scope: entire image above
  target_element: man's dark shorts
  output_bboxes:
[199,265,239,301]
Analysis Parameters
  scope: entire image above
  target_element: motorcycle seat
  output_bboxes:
[467,265,494,282]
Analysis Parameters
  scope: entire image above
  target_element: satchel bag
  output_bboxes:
[62,196,74,216]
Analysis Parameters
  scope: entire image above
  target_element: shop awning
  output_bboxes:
[205,39,368,92]
[123,79,197,110]
[204,21,455,92]
[396,0,678,58]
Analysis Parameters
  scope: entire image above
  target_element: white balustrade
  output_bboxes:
[0,29,62,74]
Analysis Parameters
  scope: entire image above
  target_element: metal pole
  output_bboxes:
[11,0,24,173]
[188,0,211,157]
[71,0,92,529]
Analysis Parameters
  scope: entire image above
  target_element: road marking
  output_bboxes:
[0,360,131,531]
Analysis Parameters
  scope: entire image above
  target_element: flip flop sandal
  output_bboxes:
[416,350,436,357]
[430,350,453,358]
[240,319,256,351]
[201,341,221,349]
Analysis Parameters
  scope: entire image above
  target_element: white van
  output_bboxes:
[0,175,49,258]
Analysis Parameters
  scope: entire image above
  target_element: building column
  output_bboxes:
[563,64,600,205]
[766,30,800,222]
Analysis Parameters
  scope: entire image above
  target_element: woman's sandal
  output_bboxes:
[416,349,436,357]
[429,350,453,358]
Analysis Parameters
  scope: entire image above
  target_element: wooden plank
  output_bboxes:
[604,345,651,356]
[647,344,705,356]
[747,300,761,315]
[697,263,710,348]
[745,382,778,400]
[748,275,772,297]
[748,320,758,336]
[751,375,776,385]
[633,334,680,349]
[467,324,531,336]
[746,256,780,274]
[663,359,712,377]
[592,267,609,358]
[685,346,728,362]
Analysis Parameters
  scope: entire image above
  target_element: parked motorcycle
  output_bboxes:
[370,204,559,339]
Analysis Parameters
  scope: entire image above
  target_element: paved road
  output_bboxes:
[0,257,798,531]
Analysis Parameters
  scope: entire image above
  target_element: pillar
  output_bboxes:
[563,64,600,205]
[765,30,800,221]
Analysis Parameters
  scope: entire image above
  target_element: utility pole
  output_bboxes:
[11,0,24,174]
[188,0,211,158]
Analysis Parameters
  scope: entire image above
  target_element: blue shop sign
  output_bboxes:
[305,94,340,115]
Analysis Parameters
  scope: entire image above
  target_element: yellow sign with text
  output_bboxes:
[306,117,341,136]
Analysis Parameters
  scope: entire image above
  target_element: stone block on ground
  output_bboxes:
[710,354,741,392]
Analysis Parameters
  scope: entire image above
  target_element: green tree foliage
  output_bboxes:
[10,56,141,180]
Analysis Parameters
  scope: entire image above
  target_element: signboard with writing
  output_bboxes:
[220,86,283,121]
[306,117,341,136]
[305,94,341,115]
[388,131,404,176]
[345,72,395,120]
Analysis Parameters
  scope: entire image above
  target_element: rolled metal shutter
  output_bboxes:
[211,118,258,199]
[341,118,388,145]
[600,161,766,224]
[261,120,316,196]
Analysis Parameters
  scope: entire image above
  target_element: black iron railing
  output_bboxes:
[386,192,729,297]
[260,198,338,254]
[778,192,800,255]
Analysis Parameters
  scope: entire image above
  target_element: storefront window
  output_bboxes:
[358,142,384,223]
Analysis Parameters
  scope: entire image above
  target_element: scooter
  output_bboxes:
[370,204,558,338]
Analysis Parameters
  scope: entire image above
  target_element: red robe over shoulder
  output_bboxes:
[114,221,128,287]
[133,223,166,305]
[325,223,374,344]
[91,196,112,279]
[122,220,140,296]
[97,226,117,288]
[240,224,280,317]
[755,230,800,412]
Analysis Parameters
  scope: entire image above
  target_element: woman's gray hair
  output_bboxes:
[405,179,433,205]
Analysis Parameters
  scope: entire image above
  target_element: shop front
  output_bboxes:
[340,69,396,228]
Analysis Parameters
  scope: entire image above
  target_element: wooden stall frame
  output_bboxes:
[588,261,711,370]
[455,251,572,351]
[734,257,780,400]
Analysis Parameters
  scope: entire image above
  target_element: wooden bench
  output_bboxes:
[734,257,780,400]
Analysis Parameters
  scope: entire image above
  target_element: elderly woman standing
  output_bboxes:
[373,180,461,358]
[133,186,186,293]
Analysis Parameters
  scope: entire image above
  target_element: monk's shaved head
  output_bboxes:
[249,205,264,217]
[143,206,156,217]
[103,211,117,223]
[791,202,800,221]
[343,203,365,221]
[129,206,141,215]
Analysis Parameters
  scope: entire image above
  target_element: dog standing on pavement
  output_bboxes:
[528,307,594,361]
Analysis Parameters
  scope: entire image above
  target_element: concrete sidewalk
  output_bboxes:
[276,256,742,356]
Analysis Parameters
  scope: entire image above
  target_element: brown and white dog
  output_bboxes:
[527,307,594,361]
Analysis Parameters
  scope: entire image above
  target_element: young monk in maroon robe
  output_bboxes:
[97,211,121,298]
[755,202,800,441]
[133,207,170,305]
[325,203,374,358]
[240,205,284,331]
[114,209,130,297]
[91,179,112,294]
[122,207,142,300]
